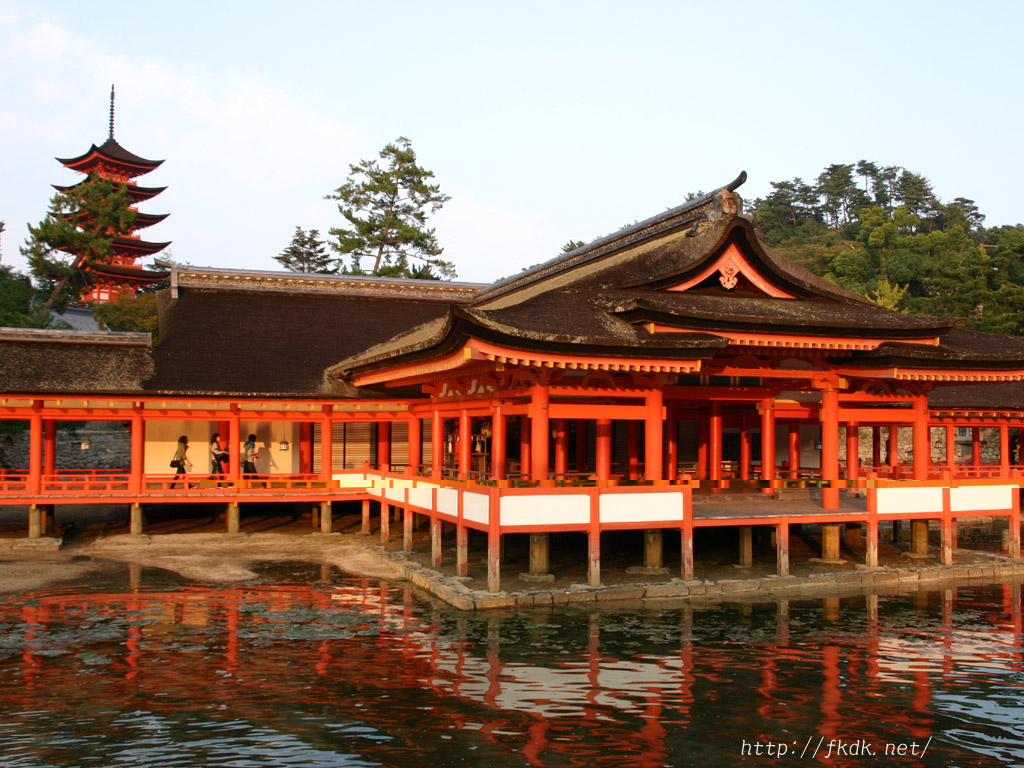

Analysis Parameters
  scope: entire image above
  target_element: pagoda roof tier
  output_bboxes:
[60,210,169,232]
[87,263,170,284]
[56,137,163,177]
[53,181,167,203]
[108,235,172,258]
[331,180,1024,388]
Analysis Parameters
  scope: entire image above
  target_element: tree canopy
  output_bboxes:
[274,227,335,273]
[326,137,453,279]
[20,172,136,314]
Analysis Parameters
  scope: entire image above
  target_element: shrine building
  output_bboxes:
[3,173,1024,594]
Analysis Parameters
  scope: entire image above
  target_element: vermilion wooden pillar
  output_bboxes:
[377,422,391,472]
[458,410,471,481]
[1000,424,1010,476]
[739,417,751,481]
[299,423,313,474]
[431,412,443,481]
[697,417,709,479]
[130,407,144,494]
[531,388,549,483]
[645,388,663,482]
[626,421,639,481]
[760,400,775,493]
[945,424,956,472]
[492,406,506,481]
[43,419,56,477]
[871,425,881,469]
[229,408,241,481]
[596,418,612,482]
[821,387,840,509]
[972,426,981,468]
[709,401,722,483]
[888,426,899,472]
[913,395,930,481]
[666,405,678,481]
[788,420,800,479]
[520,416,531,478]
[318,409,332,482]
[408,418,421,474]
[554,418,569,479]
[846,422,859,488]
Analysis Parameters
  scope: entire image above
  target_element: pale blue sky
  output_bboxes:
[2,0,1022,283]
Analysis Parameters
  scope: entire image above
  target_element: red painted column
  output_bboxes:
[645,388,664,482]
[299,423,313,474]
[431,412,443,481]
[666,405,678,481]
[130,406,144,494]
[821,387,840,509]
[458,410,471,481]
[945,424,956,473]
[596,418,612,482]
[319,408,332,482]
[626,421,639,481]
[530,387,549,483]
[871,425,881,470]
[709,402,722,483]
[492,406,506,481]
[760,400,775,493]
[697,416,709,479]
[972,426,981,469]
[377,422,391,472]
[1000,424,1010,476]
[43,419,56,477]
[888,426,899,472]
[846,422,859,489]
[519,416,531,478]
[575,419,588,473]
[28,403,42,495]
[554,418,569,480]
[788,420,800,479]
[739,417,751,481]
[913,395,930,481]
[407,418,421,474]
[229,407,241,481]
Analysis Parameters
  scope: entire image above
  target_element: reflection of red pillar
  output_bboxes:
[821,645,841,742]
[492,407,505,481]
[458,410,470,481]
[596,419,612,482]
[822,387,840,509]
[645,389,664,481]
[709,402,722,482]
[788,420,800,479]
[627,421,639,481]
[553,418,568,479]
[531,387,549,483]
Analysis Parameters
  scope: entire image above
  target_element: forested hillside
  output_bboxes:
[750,162,1024,335]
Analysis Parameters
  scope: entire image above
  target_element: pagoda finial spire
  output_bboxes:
[108,84,116,140]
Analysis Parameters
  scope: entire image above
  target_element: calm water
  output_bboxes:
[1,563,1023,768]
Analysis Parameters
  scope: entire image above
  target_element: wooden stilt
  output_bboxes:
[227,502,240,534]
[487,490,500,593]
[28,504,41,539]
[866,518,878,567]
[1010,484,1021,559]
[821,523,840,561]
[361,498,370,533]
[739,526,753,567]
[777,522,789,576]
[529,532,549,575]
[589,489,601,587]
[320,500,332,534]
[130,503,144,535]
[456,523,468,576]
[911,519,929,557]
[643,529,663,569]
[681,517,694,581]
[381,503,390,542]
[403,506,413,552]
[311,503,320,528]
[431,514,442,567]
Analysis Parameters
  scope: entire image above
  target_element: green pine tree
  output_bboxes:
[275,227,336,273]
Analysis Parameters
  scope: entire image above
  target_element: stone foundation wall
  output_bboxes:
[0,424,131,470]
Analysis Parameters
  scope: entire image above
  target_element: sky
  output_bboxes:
[2,0,1023,285]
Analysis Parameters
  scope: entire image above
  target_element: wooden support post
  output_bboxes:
[1000,424,1010,476]
[888,426,899,472]
[872,425,881,469]
[311,503,320,528]
[519,416,531,478]
[377,421,391,472]
[380,503,390,542]
[43,419,56,478]
[760,400,775,494]
[431,412,443,481]
[821,387,840,509]
[777,523,789,576]
[28,504,42,539]
[682,516,694,580]
[739,526,753,567]
[946,424,956,473]
[866,497,879,568]
[457,410,470,480]
[320,500,333,534]
[318,409,332,483]
[531,387,549,483]
[229,408,241,482]
[407,417,421,475]
[666,407,678,482]
[911,519,929,557]
[596,419,612,482]
[227,502,240,534]
[821,523,841,561]
[846,422,859,490]
[130,503,144,535]
[554,418,569,480]
[788,420,800,480]
[492,406,506,481]
[529,533,549,575]
[130,408,144,494]
[709,401,722,482]
[972,426,981,469]
[739,419,751,481]
[645,388,664,482]
[403,506,413,552]
[431,515,442,566]
[589,489,601,586]
[360,498,370,533]
[28,404,42,496]
[697,416,709,479]
[487,489,500,593]
[844,522,862,548]
[299,422,313,474]
[1009,484,1021,559]
[913,394,930,481]
[456,523,468,576]
[644,529,663,569]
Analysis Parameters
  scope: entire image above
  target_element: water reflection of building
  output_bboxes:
[2,578,1022,766]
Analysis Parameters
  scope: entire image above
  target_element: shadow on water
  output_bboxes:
[0,560,1023,767]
